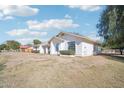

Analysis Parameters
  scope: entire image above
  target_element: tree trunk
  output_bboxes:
[120,49,123,55]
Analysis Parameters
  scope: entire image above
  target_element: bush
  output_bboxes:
[60,50,75,55]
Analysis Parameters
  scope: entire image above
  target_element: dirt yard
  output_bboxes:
[0,52,124,88]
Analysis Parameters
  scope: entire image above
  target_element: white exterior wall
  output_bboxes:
[82,42,94,56]
[60,34,84,56]
[59,41,68,51]
[49,34,98,56]
[43,47,48,54]
[38,45,44,54]
[38,45,49,54]
[75,42,82,56]
[50,41,58,55]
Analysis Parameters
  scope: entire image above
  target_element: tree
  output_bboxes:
[0,40,21,51]
[0,44,7,50]
[33,39,41,45]
[26,44,33,47]
[6,40,21,50]
[97,6,124,55]
[33,39,41,51]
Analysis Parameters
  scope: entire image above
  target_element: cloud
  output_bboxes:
[0,12,4,20]
[0,5,39,16]
[0,14,14,20]
[0,11,14,20]
[91,36,101,41]
[0,12,3,17]
[68,5,101,11]
[27,19,79,30]
[83,31,101,41]
[64,14,72,19]
[6,28,47,44]
[16,37,45,45]
[16,38,33,44]
[3,16,14,20]
[6,29,47,37]
[0,5,39,20]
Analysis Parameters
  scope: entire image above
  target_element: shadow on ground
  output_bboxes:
[102,54,124,63]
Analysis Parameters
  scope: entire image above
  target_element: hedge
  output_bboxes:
[59,50,75,55]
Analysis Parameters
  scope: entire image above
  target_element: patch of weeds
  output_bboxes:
[89,65,96,69]
[11,74,16,77]
[0,56,8,71]
[0,64,6,71]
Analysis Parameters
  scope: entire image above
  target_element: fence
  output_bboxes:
[0,49,20,53]
[101,49,123,55]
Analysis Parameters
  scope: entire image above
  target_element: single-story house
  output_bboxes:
[38,32,101,56]
[20,45,33,53]
[38,42,50,54]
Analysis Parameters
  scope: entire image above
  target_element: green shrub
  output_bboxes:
[60,50,75,55]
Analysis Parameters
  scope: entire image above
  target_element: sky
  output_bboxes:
[0,5,105,45]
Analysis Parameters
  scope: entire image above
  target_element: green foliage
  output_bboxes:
[60,50,75,55]
[0,40,21,50]
[0,63,6,71]
[6,40,21,50]
[0,44,7,50]
[33,39,41,52]
[97,6,124,50]
[26,44,33,47]
[33,39,41,45]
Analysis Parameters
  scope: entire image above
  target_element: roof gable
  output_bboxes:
[58,32,98,44]
[49,31,100,45]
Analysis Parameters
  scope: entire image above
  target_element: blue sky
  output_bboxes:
[0,5,105,44]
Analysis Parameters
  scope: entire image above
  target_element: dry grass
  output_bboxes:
[0,52,124,88]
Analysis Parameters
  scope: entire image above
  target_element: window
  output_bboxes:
[55,43,59,52]
[68,41,75,52]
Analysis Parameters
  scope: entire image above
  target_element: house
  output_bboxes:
[39,32,101,56]
[20,45,33,53]
[38,42,50,54]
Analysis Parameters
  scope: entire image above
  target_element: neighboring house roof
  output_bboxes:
[49,32,100,45]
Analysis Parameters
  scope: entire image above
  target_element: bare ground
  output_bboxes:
[0,52,124,88]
